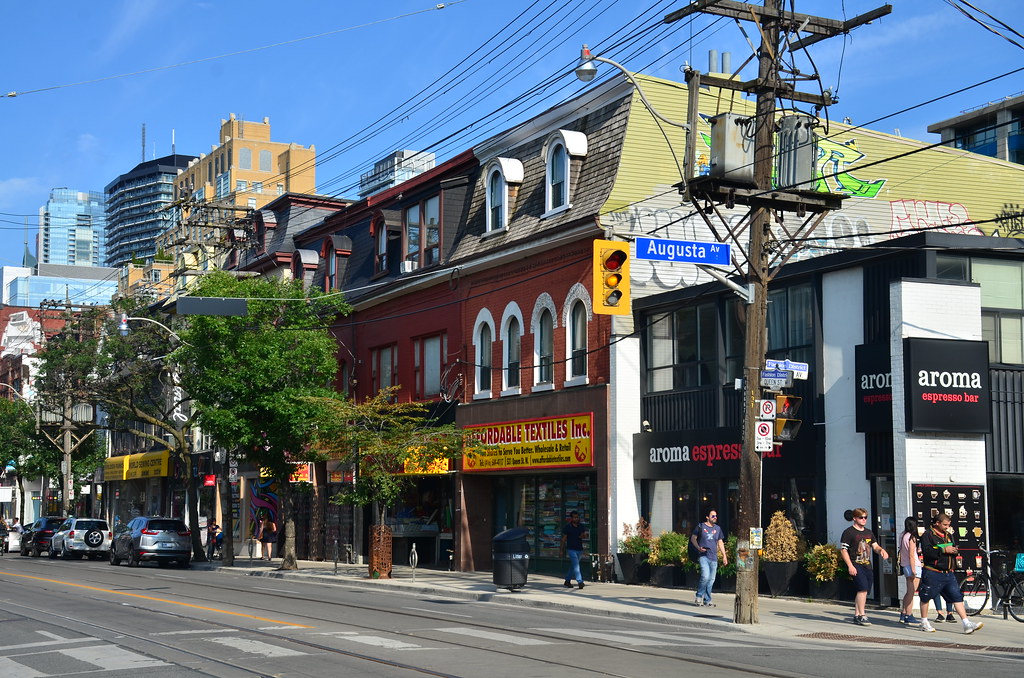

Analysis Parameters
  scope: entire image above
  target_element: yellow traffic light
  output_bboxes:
[593,239,631,315]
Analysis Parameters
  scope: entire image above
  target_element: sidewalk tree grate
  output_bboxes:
[799,633,1022,654]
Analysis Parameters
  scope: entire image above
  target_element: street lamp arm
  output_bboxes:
[119,315,192,346]
[0,382,29,403]
[575,46,690,131]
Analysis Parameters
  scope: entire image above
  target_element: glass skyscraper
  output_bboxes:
[38,188,107,266]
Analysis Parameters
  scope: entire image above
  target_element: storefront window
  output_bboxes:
[761,476,817,542]
[513,475,593,560]
[988,475,1024,550]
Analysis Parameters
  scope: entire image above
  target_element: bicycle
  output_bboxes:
[958,547,1024,622]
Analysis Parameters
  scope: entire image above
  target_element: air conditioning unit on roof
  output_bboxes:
[400,260,419,274]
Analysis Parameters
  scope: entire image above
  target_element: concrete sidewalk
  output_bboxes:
[202,557,1024,653]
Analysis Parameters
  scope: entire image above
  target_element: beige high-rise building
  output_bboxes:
[158,114,316,295]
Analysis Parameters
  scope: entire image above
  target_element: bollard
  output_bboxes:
[333,539,339,576]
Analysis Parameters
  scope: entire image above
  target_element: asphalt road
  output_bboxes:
[1,553,1021,677]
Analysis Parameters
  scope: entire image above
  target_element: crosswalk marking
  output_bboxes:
[57,645,169,670]
[533,628,674,646]
[4,636,96,651]
[151,629,234,636]
[336,635,422,650]
[209,636,308,657]
[436,627,554,646]
[0,657,44,677]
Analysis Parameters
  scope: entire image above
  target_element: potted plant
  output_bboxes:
[803,543,846,599]
[648,531,689,587]
[616,518,652,584]
[760,510,802,597]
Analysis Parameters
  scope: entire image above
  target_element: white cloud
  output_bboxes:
[0,177,45,210]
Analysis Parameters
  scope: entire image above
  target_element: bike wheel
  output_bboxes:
[1006,576,1024,623]
[959,570,990,615]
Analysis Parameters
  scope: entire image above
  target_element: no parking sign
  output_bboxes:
[757,399,776,420]
[754,421,773,451]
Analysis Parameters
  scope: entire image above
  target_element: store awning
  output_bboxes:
[103,450,170,481]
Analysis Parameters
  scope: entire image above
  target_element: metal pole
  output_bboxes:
[62,393,73,516]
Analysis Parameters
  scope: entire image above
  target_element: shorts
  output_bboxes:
[902,564,922,578]
[919,569,962,605]
[852,562,874,592]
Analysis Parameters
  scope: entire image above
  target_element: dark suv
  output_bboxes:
[20,516,66,557]
[110,517,192,568]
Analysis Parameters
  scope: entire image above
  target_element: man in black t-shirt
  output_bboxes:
[840,508,889,626]
[561,511,589,590]
[918,512,983,634]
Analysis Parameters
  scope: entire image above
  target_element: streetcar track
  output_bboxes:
[2,558,811,678]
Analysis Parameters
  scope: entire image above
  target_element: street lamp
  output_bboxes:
[574,45,690,131]
[119,314,190,345]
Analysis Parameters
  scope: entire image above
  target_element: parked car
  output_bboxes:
[20,516,66,557]
[110,516,192,568]
[50,518,112,560]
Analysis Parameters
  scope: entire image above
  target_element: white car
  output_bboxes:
[50,518,112,560]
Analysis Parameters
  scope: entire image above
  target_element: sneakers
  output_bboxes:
[946,613,958,623]
[935,614,945,623]
[577,582,585,590]
[963,620,983,635]
[921,620,936,633]
[898,613,906,623]
[703,600,715,607]
[694,598,704,607]
[853,615,871,626]
[563,580,573,588]
[902,614,919,626]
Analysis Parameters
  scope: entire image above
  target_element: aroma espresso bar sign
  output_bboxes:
[904,338,991,433]
[855,343,893,433]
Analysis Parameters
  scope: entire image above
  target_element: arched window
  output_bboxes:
[487,169,505,231]
[536,309,554,385]
[547,143,567,211]
[478,324,492,394]
[506,317,521,390]
[569,301,587,379]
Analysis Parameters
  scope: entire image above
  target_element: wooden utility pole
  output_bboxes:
[665,0,890,623]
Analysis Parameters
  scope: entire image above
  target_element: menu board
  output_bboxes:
[910,483,986,573]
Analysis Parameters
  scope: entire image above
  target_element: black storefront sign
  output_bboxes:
[633,427,799,480]
[855,343,893,433]
[903,338,991,433]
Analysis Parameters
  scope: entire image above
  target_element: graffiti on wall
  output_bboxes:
[992,203,1024,237]
[889,199,980,237]
[249,477,278,540]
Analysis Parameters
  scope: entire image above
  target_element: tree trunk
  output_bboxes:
[17,474,25,524]
[279,478,298,570]
[310,461,326,561]
[182,451,206,562]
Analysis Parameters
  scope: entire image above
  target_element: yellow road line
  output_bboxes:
[2,571,313,628]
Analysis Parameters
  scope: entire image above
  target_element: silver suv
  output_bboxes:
[50,518,111,560]
[110,517,192,568]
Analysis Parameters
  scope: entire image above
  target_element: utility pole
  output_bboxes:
[665,0,890,623]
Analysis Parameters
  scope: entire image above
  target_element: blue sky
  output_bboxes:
[1,0,1022,270]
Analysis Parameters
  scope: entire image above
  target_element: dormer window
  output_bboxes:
[374,219,388,274]
[484,158,523,233]
[542,130,588,218]
[404,195,441,268]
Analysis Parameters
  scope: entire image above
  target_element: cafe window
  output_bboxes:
[645,302,717,392]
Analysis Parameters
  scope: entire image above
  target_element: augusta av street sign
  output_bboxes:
[634,237,730,266]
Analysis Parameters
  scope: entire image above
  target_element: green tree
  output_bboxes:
[35,303,202,555]
[308,388,486,576]
[0,397,48,520]
[175,271,350,570]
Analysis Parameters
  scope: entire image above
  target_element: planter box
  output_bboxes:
[616,552,650,585]
[762,560,799,597]
[810,578,839,600]
[650,564,676,587]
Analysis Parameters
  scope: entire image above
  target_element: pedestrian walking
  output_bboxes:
[918,512,983,634]
[690,508,727,607]
[899,517,922,625]
[840,508,889,626]
[257,513,277,561]
[561,511,588,589]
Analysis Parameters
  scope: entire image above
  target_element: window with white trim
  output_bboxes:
[546,143,567,212]
[536,309,554,385]
[404,195,440,267]
[478,323,493,395]
[371,344,398,396]
[487,169,505,232]
[374,221,388,274]
[568,301,587,379]
[506,317,521,390]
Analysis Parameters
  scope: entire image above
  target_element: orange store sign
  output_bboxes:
[463,413,593,472]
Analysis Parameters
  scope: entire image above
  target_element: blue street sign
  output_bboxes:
[634,237,731,266]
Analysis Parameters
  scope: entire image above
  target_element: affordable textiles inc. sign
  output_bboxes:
[904,337,991,433]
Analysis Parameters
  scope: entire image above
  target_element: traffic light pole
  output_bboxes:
[666,0,889,624]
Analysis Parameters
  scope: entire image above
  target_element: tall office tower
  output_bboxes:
[105,154,196,268]
[38,188,107,266]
